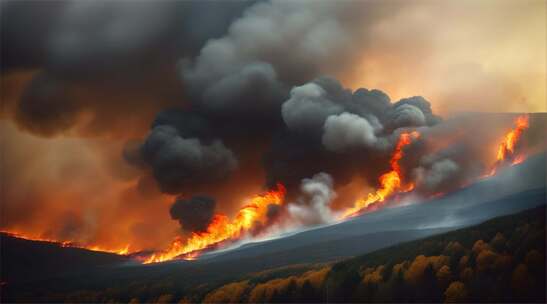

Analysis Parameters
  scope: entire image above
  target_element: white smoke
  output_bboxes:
[288,172,337,226]
[322,112,378,152]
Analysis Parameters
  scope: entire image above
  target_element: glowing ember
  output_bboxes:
[143,184,286,263]
[341,131,420,218]
[0,230,133,255]
[487,114,530,176]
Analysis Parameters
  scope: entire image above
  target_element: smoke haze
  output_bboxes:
[1,0,545,254]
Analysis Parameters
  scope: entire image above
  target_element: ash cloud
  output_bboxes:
[170,196,216,232]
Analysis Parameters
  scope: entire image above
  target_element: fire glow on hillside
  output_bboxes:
[486,115,530,177]
[341,131,420,218]
[1,114,534,264]
[143,184,287,263]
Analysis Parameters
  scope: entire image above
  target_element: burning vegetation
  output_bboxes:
[489,115,530,175]
[2,110,537,266]
[342,131,420,218]
[143,184,286,263]
[1,113,536,264]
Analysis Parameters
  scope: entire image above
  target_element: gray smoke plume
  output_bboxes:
[413,158,460,193]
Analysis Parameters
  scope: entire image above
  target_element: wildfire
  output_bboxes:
[143,184,286,263]
[341,131,420,218]
[2,116,533,265]
[0,230,133,255]
[487,114,530,176]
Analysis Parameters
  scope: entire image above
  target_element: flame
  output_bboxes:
[487,114,530,176]
[0,230,133,255]
[143,184,286,263]
[496,115,529,162]
[342,131,420,218]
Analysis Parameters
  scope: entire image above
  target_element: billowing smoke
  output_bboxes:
[2,0,253,137]
[322,113,379,152]
[2,0,545,255]
[413,158,461,194]
[282,82,345,136]
[288,173,337,226]
[180,1,360,119]
[263,76,440,193]
[140,125,237,194]
[170,196,216,232]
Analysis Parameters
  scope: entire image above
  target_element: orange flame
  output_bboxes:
[496,115,529,162]
[342,131,420,218]
[0,230,133,255]
[143,184,286,263]
[487,114,530,176]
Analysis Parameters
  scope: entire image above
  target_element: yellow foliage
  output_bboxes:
[405,255,449,283]
[248,277,294,303]
[203,280,249,303]
[392,261,408,276]
[444,281,468,303]
[472,239,490,254]
[299,267,330,288]
[178,297,191,304]
[476,249,499,272]
[363,265,385,285]
[436,265,451,286]
[458,255,469,270]
[155,294,173,304]
[245,267,329,302]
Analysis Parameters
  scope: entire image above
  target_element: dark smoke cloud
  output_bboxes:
[1,0,253,137]
[170,196,216,232]
[140,125,237,194]
[391,97,442,127]
[178,1,392,122]
[2,0,252,75]
[282,82,345,136]
[14,73,80,136]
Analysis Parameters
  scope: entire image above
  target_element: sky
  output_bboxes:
[0,0,545,253]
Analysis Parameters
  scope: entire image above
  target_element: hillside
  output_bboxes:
[0,234,130,284]
[1,153,545,302]
[2,205,544,303]
[200,205,546,303]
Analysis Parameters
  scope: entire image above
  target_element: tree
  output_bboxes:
[444,281,468,303]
